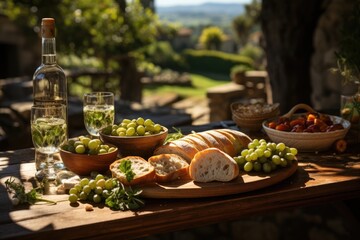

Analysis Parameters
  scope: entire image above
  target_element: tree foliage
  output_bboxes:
[0,0,159,101]
[232,0,261,46]
[198,26,225,50]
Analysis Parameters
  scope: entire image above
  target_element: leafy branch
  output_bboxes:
[105,182,144,211]
[5,177,56,205]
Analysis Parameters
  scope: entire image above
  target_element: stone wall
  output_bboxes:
[310,0,355,111]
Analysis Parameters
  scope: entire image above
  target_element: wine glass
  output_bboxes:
[31,105,67,181]
[83,92,115,137]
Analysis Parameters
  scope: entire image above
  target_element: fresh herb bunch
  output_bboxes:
[105,182,144,211]
[5,177,56,205]
[164,127,184,144]
[119,160,135,182]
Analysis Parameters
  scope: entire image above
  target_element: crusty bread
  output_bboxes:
[148,154,190,182]
[206,130,237,157]
[218,129,251,153]
[189,148,239,182]
[154,144,193,163]
[109,156,155,185]
[154,129,252,162]
[182,134,209,151]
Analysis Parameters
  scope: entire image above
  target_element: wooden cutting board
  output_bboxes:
[140,161,298,198]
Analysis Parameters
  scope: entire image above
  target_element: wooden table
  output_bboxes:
[0,125,360,240]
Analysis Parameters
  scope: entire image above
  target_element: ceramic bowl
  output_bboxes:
[231,102,280,131]
[99,127,168,159]
[262,104,351,152]
[60,142,119,176]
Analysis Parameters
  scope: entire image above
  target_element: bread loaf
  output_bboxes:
[148,154,190,182]
[109,156,155,185]
[154,129,251,161]
[189,148,239,182]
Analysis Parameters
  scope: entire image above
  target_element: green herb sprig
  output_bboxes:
[164,127,184,144]
[119,159,135,182]
[105,182,144,211]
[5,177,56,206]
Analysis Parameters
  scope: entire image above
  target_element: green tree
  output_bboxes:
[232,0,261,46]
[0,0,159,102]
[198,26,225,50]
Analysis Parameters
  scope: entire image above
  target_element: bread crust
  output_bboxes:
[148,154,190,182]
[109,156,155,185]
[206,130,237,157]
[189,148,239,182]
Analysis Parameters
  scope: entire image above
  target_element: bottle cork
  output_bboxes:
[41,18,55,38]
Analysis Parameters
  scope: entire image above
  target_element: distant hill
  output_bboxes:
[156,2,245,27]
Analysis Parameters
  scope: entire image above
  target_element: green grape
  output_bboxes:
[93,194,102,203]
[96,178,106,188]
[255,148,264,157]
[100,144,109,151]
[127,122,137,129]
[80,178,90,187]
[290,147,298,155]
[234,156,246,165]
[95,186,103,195]
[253,161,262,172]
[88,180,97,190]
[153,124,162,133]
[144,119,153,126]
[80,137,91,147]
[122,119,131,124]
[285,153,295,161]
[136,125,146,136]
[82,185,91,194]
[276,142,286,152]
[259,139,267,144]
[126,127,136,136]
[74,184,82,192]
[263,150,272,158]
[108,147,116,153]
[245,154,252,162]
[79,191,88,201]
[68,194,78,203]
[248,142,256,149]
[241,149,249,157]
[136,117,145,125]
[105,179,114,190]
[75,144,86,154]
[88,139,100,150]
[262,162,272,173]
[69,188,78,195]
[244,162,253,172]
[98,148,107,154]
[95,174,104,181]
[250,152,258,161]
[280,158,288,167]
[271,155,281,165]
[258,156,268,164]
[252,139,259,146]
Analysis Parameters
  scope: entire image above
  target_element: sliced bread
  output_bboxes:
[189,148,239,183]
[148,154,190,182]
[109,156,155,185]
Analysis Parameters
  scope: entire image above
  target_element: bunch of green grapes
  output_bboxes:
[68,173,116,204]
[234,139,298,173]
[61,136,116,155]
[102,117,164,137]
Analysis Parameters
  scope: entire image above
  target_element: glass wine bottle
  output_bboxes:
[32,18,68,177]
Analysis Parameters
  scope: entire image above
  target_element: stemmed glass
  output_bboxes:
[83,92,115,137]
[31,105,67,181]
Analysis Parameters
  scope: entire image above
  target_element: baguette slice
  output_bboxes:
[109,156,155,185]
[148,154,190,182]
[189,148,239,183]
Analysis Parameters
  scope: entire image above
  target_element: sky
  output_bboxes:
[155,0,251,7]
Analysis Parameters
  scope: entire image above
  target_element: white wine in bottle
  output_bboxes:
[32,18,68,177]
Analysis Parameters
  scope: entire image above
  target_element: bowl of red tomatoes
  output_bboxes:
[262,104,351,152]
